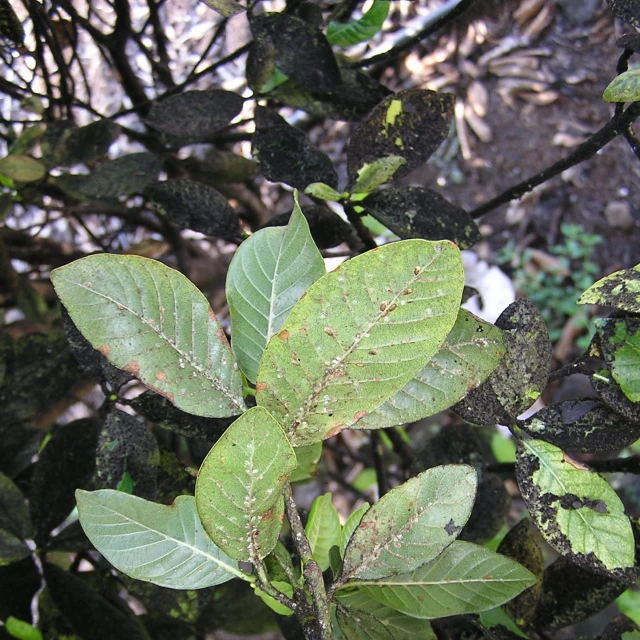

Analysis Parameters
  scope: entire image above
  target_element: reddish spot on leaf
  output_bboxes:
[99,345,110,356]
[156,370,167,381]
[278,329,290,341]
[216,326,230,345]
[324,327,338,338]
[299,327,308,334]
[325,423,348,439]
[256,381,268,393]
[353,410,368,422]
[124,360,140,376]
[208,307,217,320]
[260,507,275,522]
[562,452,590,470]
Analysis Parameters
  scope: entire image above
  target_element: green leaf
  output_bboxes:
[341,503,370,557]
[76,489,241,589]
[337,590,437,639]
[350,157,407,196]
[304,182,345,201]
[226,195,325,383]
[326,1,390,47]
[0,155,46,182]
[596,318,640,401]
[0,472,32,540]
[336,606,394,640]
[342,465,476,580]
[4,617,43,640]
[336,540,536,619]
[353,309,504,430]
[578,263,640,312]
[256,239,464,445]
[289,442,323,484]
[51,254,246,418]
[479,608,529,638]
[604,69,640,102]
[253,580,295,616]
[516,438,635,576]
[305,493,342,571]
[617,588,640,627]
[195,406,296,562]
[0,529,31,565]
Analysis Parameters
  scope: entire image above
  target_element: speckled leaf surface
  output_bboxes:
[256,239,464,445]
[519,399,640,453]
[596,318,640,402]
[195,407,296,562]
[337,540,536,619]
[350,156,407,196]
[354,309,504,430]
[227,197,325,383]
[51,254,246,418]
[454,298,552,425]
[607,0,640,27]
[362,186,481,249]
[604,69,640,102]
[342,465,477,580]
[337,589,437,639]
[76,490,240,589]
[516,438,635,577]
[347,89,455,184]
[578,263,640,312]
[201,0,244,18]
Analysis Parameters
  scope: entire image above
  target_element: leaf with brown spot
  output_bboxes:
[51,254,246,418]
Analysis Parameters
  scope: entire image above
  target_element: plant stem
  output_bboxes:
[283,483,332,640]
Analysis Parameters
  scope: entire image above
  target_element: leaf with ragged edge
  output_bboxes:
[305,493,342,571]
[226,195,325,383]
[256,239,464,446]
[361,186,481,249]
[145,90,244,142]
[519,398,640,453]
[51,254,246,418]
[195,407,296,562]
[326,0,389,47]
[516,437,635,577]
[337,589,437,639]
[596,318,640,402]
[76,489,241,589]
[533,556,630,631]
[145,179,242,243]
[454,298,552,425]
[336,540,536,619]
[200,0,244,18]
[0,155,46,182]
[604,69,640,102]
[340,503,370,558]
[342,465,477,580]
[347,89,455,184]
[252,107,339,190]
[350,157,407,197]
[607,0,640,27]
[353,309,504,430]
[578,263,640,312]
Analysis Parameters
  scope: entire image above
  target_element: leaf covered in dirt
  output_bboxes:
[362,186,481,249]
[252,107,338,190]
[55,152,163,203]
[578,263,640,312]
[145,90,244,142]
[591,364,640,422]
[532,556,630,630]
[454,298,552,425]
[0,0,25,44]
[516,437,636,579]
[347,89,455,184]
[249,13,341,94]
[29,418,99,543]
[200,0,244,18]
[498,519,544,627]
[607,0,640,27]
[145,178,242,243]
[519,398,640,453]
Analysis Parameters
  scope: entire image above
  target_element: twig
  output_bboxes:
[469,101,640,219]
[283,483,332,640]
